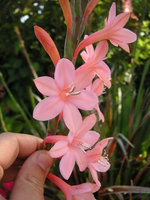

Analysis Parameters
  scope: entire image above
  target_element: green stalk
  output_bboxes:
[15,26,38,79]
[0,107,8,132]
[0,72,39,136]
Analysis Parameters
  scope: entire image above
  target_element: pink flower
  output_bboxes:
[75,37,111,90]
[73,2,137,59]
[47,173,100,200]
[86,138,113,186]
[33,58,98,131]
[86,79,104,122]
[43,114,100,180]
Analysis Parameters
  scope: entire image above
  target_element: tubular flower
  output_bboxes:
[58,0,72,34]
[86,138,113,186]
[34,26,60,67]
[33,58,98,131]
[75,37,111,90]
[47,173,100,200]
[43,114,100,180]
[73,2,137,59]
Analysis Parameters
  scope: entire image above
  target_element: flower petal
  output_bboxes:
[92,157,110,172]
[50,140,68,158]
[63,103,82,133]
[33,96,64,121]
[91,79,104,97]
[69,90,98,110]
[111,12,130,31]
[75,193,96,200]
[34,76,58,96]
[112,28,137,43]
[54,58,75,89]
[77,114,96,138]
[95,104,104,122]
[95,61,111,88]
[108,2,116,24]
[89,166,101,186]
[80,50,88,62]
[75,65,94,90]
[81,131,100,149]
[59,151,75,180]
[94,41,108,61]
[73,147,87,171]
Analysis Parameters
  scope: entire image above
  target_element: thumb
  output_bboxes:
[10,150,53,200]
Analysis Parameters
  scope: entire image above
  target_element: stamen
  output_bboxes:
[69,85,76,93]
[98,159,108,166]
[103,149,109,161]
[82,143,91,149]
[65,86,81,97]
[79,146,86,153]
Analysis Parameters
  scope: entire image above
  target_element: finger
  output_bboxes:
[0,132,42,180]
[10,150,53,200]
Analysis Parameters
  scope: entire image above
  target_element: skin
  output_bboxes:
[0,132,53,200]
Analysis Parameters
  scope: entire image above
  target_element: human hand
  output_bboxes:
[0,132,53,200]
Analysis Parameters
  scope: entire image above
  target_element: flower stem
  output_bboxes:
[0,72,39,136]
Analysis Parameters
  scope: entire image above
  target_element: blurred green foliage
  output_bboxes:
[0,0,150,199]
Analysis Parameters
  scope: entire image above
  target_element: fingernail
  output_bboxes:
[37,153,51,172]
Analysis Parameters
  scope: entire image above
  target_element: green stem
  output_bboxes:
[0,72,39,136]
[15,26,38,79]
[0,107,8,132]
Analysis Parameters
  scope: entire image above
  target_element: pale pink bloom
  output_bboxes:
[75,37,111,90]
[86,138,113,186]
[44,114,100,180]
[73,2,137,59]
[33,58,98,131]
[59,0,72,34]
[47,173,100,200]
[86,79,104,122]
[34,26,60,67]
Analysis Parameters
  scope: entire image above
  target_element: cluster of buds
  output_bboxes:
[33,1,136,199]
